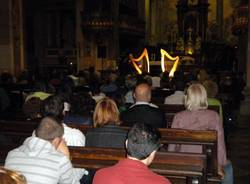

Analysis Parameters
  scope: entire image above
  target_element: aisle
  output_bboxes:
[227,115,250,183]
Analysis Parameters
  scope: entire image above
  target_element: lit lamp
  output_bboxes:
[185,27,194,55]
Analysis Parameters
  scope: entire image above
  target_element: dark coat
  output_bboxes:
[121,104,166,128]
[85,124,127,148]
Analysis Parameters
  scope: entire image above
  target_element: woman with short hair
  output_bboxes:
[86,98,127,148]
[169,83,233,184]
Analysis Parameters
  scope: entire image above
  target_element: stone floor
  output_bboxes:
[227,115,250,183]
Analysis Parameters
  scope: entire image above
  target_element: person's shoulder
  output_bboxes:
[63,124,84,136]
[203,109,220,120]
[148,172,171,184]
[93,166,118,184]
[63,124,86,146]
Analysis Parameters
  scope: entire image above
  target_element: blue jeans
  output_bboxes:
[221,161,233,184]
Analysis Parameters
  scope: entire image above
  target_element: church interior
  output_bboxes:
[0,0,250,183]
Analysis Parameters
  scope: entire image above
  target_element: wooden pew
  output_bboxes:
[70,146,207,184]
[0,120,220,183]
[0,121,218,175]
[0,144,207,184]
[69,124,219,180]
[0,120,39,144]
[156,104,220,127]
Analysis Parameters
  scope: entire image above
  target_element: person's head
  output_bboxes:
[69,92,95,117]
[203,80,218,98]
[0,167,27,184]
[197,69,209,83]
[42,95,64,121]
[126,123,161,166]
[134,83,151,102]
[36,116,64,141]
[185,83,208,111]
[93,98,120,127]
[174,81,185,92]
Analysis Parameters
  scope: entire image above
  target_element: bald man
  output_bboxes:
[121,83,166,128]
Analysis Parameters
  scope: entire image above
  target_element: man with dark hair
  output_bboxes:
[5,117,80,184]
[42,94,86,146]
[121,83,166,128]
[93,123,171,184]
[63,92,95,125]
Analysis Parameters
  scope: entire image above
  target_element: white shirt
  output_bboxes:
[63,123,86,146]
[62,124,88,178]
[130,101,159,109]
[125,90,135,104]
[151,76,161,88]
[164,91,185,105]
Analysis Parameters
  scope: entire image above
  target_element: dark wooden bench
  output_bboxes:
[68,124,219,181]
[156,104,220,127]
[70,146,207,184]
[0,144,207,184]
[0,120,220,183]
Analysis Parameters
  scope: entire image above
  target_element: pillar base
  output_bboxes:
[240,87,250,115]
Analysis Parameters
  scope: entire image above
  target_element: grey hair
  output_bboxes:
[185,83,208,111]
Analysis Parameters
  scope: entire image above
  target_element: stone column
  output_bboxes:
[216,0,223,39]
[0,0,13,73]
[144,0,151,44]
[150,0,157,45]
[10,0,25,75]
[75,0,84,72]
[112,0,119,63]
[240,2,250,115]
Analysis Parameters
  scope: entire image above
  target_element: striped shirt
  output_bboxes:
[5,136,80,184]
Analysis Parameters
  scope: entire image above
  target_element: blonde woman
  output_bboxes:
[0,167,26,184]
[85,98,127,148]
[168,83,233,184]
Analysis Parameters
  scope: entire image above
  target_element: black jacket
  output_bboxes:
[85,124,127,148]
[121,104,166,128]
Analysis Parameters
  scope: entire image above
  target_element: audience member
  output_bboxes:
[168,83,233,184]
[124,74,137,104]
[42,94,87,180]
[0,87,10,113]
[121,83,166,128]
[203,80,223,123]
[5,117,80,184]
[164,81,185,104]
[93,123,171,184]
[160,71,171,89]
[90,84,106,103]
[42,94,86,146]
[25,80,53,102]
[151,75,161,88]
[86,98,127,148]
[100,73,118,94]
[64,93,95,125]
[0,167,27,184]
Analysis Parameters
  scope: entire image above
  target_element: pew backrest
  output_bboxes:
[69,146,207,184]
[156,104,220,127]
[0,120,218,177]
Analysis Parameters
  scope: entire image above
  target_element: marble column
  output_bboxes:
[240,1,250,115]
[216,0,223,39]
[144,0,151,44]
[75,0,84,71]
[112,0,119,63]
[0,0,13,73]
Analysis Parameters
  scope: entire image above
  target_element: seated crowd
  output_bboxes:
[0,68,234,184]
